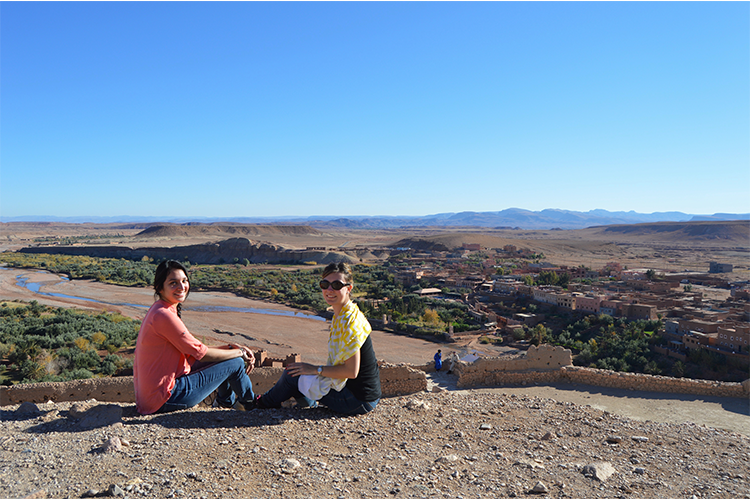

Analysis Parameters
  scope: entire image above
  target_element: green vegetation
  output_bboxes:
[0,301,138,385]
[544,314,664,373]
[522,270,570,288]
[0,252,155,286]
[32,234,124,245]
[1,252,483,335]
[358,293,478,333]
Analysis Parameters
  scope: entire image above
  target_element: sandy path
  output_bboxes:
[2,267,748,435]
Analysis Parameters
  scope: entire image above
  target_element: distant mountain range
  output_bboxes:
[3,209,749,230]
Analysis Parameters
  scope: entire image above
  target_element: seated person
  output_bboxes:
[134,260,255,414]
[254,262,380,415]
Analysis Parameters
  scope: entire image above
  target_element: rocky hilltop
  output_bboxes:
[2,390,749,499]
[19,237,379,265]
[136,224,322,238]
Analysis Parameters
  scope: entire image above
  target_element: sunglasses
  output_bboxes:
[319,279,351,291]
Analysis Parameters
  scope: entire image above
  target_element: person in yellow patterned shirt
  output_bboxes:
[253,262,381,415]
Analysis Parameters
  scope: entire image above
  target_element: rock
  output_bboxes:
[431,386,446,393]
[541,431,554,441]
[107,484,125,497]
[82,489,99,498]
[68,402,91,419]
[22,490,47,498]
[103,437,122,453]
[582,461,616,482]
[479,423,492,430]
[631,436,649,443]
[634,467,646,474]
[406,400,430,411]
[41,409,59,422]
[16,402,40,414]
[436,454,460,464]
[77,405,123,429]
[606,435,623,444]
[280,458,301,473]
[514,459,545,470]
[530,481,548,494]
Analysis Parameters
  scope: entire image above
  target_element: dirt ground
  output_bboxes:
[2,266,748,436]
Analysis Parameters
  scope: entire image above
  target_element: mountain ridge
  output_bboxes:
[2,209,748,230]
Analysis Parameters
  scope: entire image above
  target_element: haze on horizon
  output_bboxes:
[1,2,748,220]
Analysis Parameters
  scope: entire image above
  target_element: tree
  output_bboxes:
[422,309,441,326]
[531,324,548,345]
[646,269,656,280]
[537,270,558,286]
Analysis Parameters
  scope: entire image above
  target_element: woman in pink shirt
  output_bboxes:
[133,260,255,414]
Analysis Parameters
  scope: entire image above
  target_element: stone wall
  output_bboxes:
[378,363,428,396]
[455,344,573,388]
[2,344,747,406]
[446,344,748,398]
[560,366,748,399]
[0,364,427,406]
[450,362,748,399]
[0,377,135,406]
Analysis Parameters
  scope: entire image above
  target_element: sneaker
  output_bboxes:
[201,389,219,408]
[212,398,234,409]
[252,394,270,409]
[232,400,249,411]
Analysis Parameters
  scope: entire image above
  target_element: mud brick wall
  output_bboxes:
[0,377,136,406]
[378,363,428,396]
[454,344,573,388]
[450,360,747,398]
[0,365,427,406]
[560,366,748,398]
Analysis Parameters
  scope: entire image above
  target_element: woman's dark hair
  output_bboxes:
[154,260,190,317]
[322,262,353,283]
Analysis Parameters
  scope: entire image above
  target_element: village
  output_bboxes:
[382,243,748,369]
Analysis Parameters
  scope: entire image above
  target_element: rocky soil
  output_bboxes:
[2,389,749,499]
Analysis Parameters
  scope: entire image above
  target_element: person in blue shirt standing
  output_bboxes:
[434,349,442,371]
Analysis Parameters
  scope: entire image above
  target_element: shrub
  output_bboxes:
[73,337,91,352]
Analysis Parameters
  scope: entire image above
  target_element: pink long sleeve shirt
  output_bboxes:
[133,300,208,415]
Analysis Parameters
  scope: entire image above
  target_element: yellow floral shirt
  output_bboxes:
[327,300,371,391]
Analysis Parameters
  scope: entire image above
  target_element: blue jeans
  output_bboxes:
[260,369,378,416]
[158,357,254,413]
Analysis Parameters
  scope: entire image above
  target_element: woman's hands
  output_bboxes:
[285,362,317,377]
[230,343,255,374]
[285,352,360,380]
[203,343,255,374]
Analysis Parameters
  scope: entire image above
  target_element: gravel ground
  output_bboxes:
[2,390,749,500]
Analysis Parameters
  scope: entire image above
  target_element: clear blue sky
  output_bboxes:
[1,2,748,219]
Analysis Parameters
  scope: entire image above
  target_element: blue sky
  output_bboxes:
[1,2,748,220]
